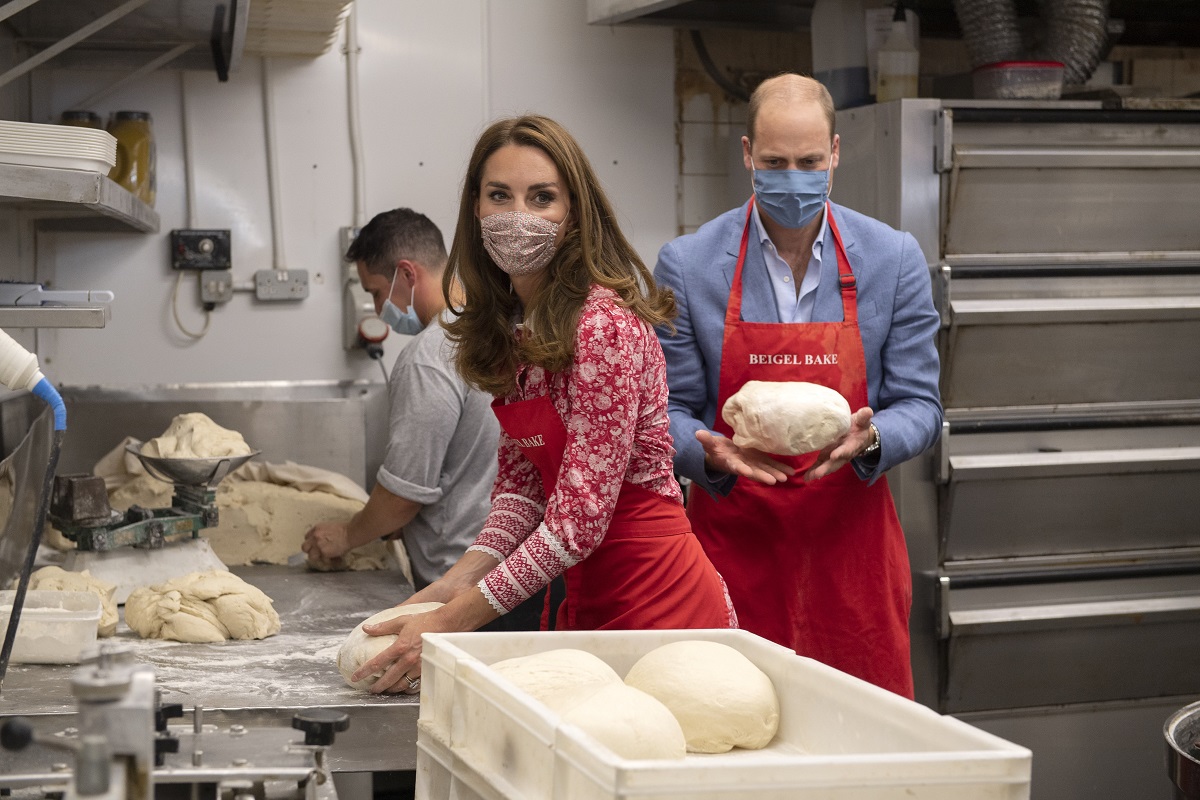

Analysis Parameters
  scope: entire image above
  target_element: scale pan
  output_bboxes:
[125,442,260,488]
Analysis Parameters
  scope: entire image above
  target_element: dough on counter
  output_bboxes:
[337,602,444,691]
[623,640,779,753]
[722,380,852,456]
[103,474,389,570]
[560,683,687,760]
[28,566,119,637]
[140,413,253,459]
[490,648,623,714]
[124,570,281,643]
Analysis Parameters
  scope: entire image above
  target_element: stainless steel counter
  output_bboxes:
[0,565,421,772]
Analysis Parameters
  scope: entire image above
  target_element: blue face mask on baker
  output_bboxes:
[379,269,424,336]
[752,167,829,229]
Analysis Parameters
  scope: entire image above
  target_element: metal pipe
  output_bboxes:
[0,0,155,89]
[0,0,45,26]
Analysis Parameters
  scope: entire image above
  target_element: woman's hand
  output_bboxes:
[352,585,502,694]
[804,407,875,481]
[697,430,795,485]
[352,607,448,694]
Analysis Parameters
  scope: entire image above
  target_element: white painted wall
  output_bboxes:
[17,0,675,387]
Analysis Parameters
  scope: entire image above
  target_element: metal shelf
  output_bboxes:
[0,162,159,233]
[0,305,110,329]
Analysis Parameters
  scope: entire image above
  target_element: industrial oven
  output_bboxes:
[835,98,1200,799]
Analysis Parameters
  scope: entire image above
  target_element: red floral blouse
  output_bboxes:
[468,285,684,613]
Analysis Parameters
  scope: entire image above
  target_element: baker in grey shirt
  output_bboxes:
[301,208,498,586]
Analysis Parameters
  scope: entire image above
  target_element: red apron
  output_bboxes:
[492,392,731,631]
[687,201,914,697]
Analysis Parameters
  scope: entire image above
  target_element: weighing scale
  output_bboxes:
[48,442,260,603]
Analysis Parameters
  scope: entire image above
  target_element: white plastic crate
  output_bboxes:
[417,629,1031,800]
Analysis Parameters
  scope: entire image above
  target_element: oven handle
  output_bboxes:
[951,145,1200,170]
[948,446,1200,481]
[937,572,1200,639]
[948,295,1200,325]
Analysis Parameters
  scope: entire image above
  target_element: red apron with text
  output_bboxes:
[687,201,914,697]
[492,393,731,631]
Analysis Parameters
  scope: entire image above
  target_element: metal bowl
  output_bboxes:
[125,441,260,488]
[1166,698,1200,800]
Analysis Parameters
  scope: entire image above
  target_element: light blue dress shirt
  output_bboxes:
[751,203,828,324]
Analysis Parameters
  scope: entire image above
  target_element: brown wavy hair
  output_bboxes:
[442,114,676,397]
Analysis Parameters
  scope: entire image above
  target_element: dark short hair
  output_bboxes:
[345,208,447,278]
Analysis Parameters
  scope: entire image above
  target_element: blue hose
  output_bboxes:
[31,377,65,431]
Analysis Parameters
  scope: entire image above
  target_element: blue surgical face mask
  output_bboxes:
[379,269,424,335]
[752,168,829,229]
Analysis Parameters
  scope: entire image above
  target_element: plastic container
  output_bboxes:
[972,61,1065,100]
[876,5,920,102]
[0,589,101,664]
[106,110,156,206]
[418,629,1032,800]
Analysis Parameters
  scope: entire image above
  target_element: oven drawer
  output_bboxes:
[941,423,1200,562]
[938,573,1200,713]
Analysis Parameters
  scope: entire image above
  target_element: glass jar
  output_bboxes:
[59,110,103,130]
[106,111,156,207]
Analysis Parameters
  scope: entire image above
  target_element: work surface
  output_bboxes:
[0,565,421,772]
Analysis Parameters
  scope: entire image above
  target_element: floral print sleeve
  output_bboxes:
[474,289,674,614]
[466,431,545,564]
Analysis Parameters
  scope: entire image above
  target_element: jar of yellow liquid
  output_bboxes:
[59,110,103,129]
[107,111,156,207]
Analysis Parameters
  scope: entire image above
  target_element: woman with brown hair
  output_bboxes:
[350,115,736,694]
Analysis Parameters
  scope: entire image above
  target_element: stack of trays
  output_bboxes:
[0,120,117,174]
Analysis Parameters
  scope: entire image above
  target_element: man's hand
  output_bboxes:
[697,430,795,485]
[805,407,875,482]
[302,522,352,564]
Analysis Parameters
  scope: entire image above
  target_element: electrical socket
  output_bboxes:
[254,269,309,301]
[200,270,234,304]
[341,226,380,351]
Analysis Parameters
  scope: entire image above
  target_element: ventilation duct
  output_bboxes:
[1037,0,1110,86]
[953,0,1109,86]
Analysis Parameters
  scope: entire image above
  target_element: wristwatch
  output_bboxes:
[861,423,881,456]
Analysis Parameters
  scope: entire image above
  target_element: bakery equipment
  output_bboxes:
[1167,700,1200,800]
[0,327,66,686]
[0,643,345,800]
[0,281,114,306]
[50,442,258,602]
[834,98,1200,798]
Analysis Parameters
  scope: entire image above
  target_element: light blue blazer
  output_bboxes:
[653,200,943,498]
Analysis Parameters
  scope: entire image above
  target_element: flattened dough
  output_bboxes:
[124,570,280,643]
[337,602,444,691]
[140,413,253,459]
[722,380,852,456]
[490,648,623,714]
[624,640,780,753]
[28,566,118,637]
[561,682,687,760]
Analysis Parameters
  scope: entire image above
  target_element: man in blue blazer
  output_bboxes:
[654,74,942,697]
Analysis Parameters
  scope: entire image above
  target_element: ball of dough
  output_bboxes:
[490,648,623,714]
[124,570,280,643]
[141,412,253,459]
[722,380,852,456]
[28,566,118,637]
[337,602,444,691]
[560,683,687,760]
[624,640,779,753]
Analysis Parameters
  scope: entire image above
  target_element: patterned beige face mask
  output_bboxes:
[480,211,560,276]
